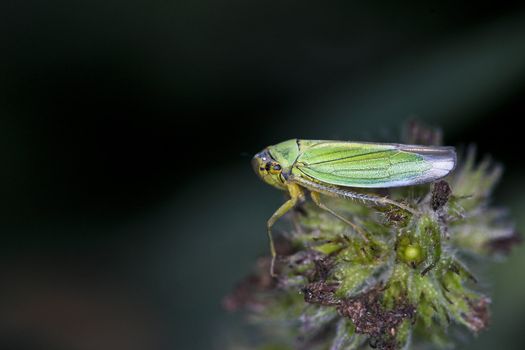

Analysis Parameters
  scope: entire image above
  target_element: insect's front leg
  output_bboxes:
[267,183,304,277]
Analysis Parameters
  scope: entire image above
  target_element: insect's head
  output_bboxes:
[252,148,287,190]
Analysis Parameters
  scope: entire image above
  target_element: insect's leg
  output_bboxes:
[373,196,419,215]
[290,174,418,215]
[310,191,369,242]
[328,189,418,215]
[267,183,304,277]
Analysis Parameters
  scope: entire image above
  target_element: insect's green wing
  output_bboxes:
[292,141,456,188]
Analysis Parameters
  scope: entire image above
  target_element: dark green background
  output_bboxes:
[1,1,525,349]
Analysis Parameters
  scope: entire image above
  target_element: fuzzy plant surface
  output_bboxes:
[224,124,520,350]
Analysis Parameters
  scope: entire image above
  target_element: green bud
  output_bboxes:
[402,244,422,264]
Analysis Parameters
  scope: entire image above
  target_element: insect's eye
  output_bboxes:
[269,163,282,174]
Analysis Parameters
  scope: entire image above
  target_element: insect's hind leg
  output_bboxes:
[326,187,418,215]
[290,174,418,215]
[310,191,369,242]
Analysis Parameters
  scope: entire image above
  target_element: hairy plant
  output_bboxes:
[224,124,519,350]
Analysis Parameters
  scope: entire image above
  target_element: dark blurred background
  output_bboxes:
[2,1,525,349]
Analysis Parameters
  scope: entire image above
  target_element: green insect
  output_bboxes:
[252,139,456,276]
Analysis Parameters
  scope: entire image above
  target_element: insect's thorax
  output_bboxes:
[267,139,300,168]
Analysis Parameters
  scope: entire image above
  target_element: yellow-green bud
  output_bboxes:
[400,243,424,265]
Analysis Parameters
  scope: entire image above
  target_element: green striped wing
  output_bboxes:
[291,141,456,188]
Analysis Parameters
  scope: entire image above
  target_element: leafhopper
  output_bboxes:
[252,139,456,276]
